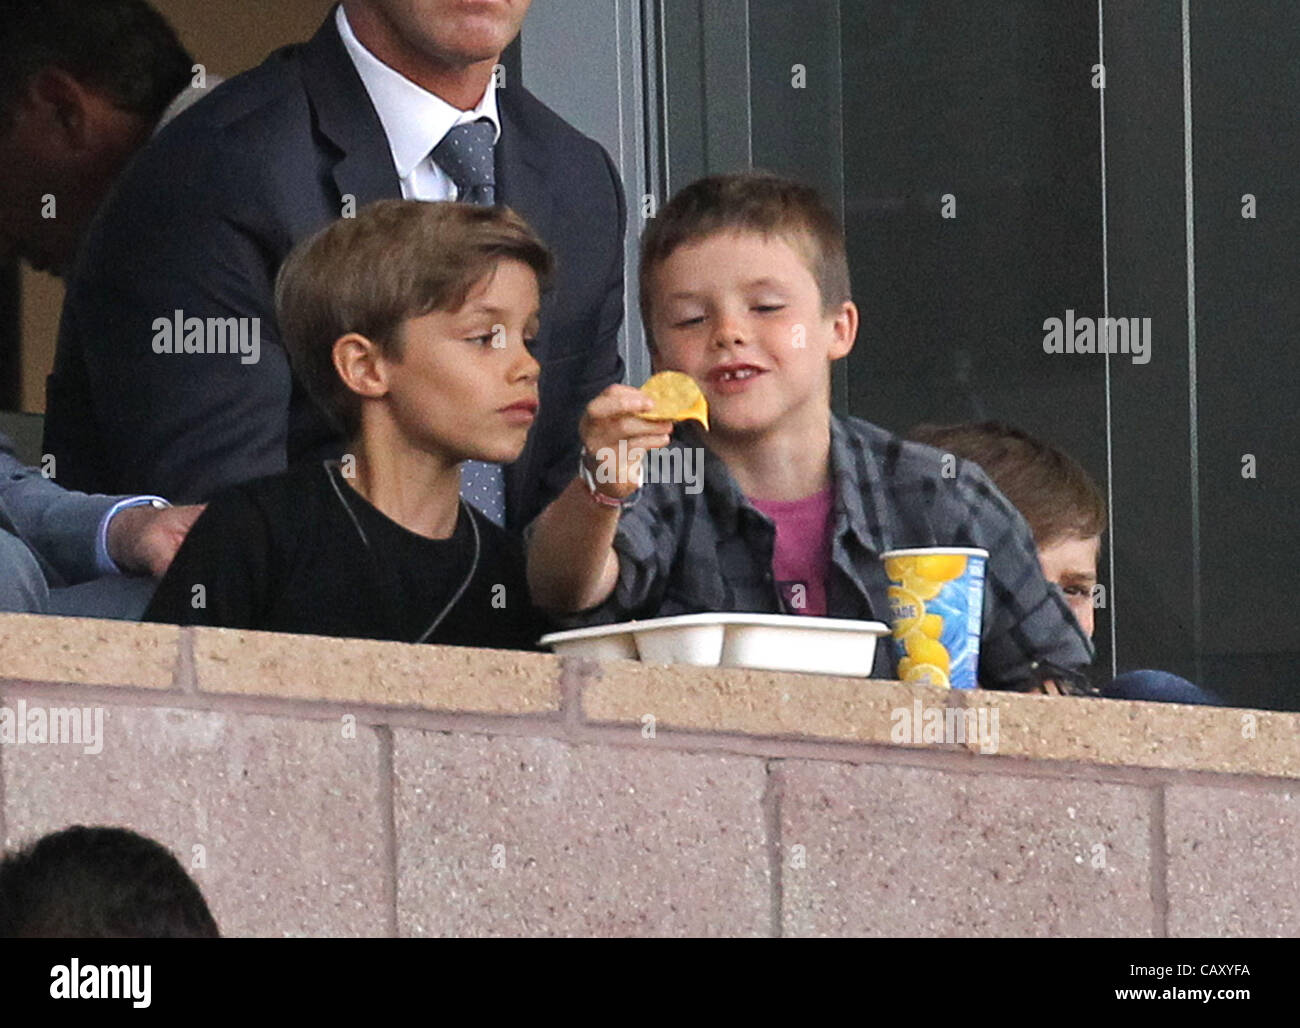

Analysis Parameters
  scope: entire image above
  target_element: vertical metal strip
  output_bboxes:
[651,0,671,196]
[829,0,849,406]
[1181,0,1202,684]
[742,0,754,168]
[1098,0,1118,679]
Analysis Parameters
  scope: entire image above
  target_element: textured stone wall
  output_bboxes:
[0,613,1295,937]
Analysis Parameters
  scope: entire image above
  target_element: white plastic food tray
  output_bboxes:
[540,614,889,677]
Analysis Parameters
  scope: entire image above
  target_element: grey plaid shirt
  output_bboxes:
[567,414,1094,688]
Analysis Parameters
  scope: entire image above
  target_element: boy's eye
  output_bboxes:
[671,316,705,328]
[753,304,785,313]
[467,333,495,346]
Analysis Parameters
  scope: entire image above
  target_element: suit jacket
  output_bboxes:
[0,433,121,586]
[45,7,626,531]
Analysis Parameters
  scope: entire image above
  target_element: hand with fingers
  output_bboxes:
[579,385,675,502]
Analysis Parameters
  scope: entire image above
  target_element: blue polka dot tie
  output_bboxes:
[432,119,506,525]
[432,118,497,206]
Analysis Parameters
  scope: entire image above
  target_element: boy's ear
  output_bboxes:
[332,333,390,400]
[827,300,859,362]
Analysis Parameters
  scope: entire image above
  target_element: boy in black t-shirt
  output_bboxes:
[145,199,553,650]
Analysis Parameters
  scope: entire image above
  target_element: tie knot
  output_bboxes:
[431,118,496,204]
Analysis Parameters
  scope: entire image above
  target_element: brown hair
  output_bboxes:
[638,172,851,344]
[275,199,553,439]
[907,421,1107,546]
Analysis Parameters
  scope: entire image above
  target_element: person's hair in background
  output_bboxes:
[0,0,193,130]
[275,198,553,441]
[0,825,220,938]
[907,420,1106,546]
[908,420,1222,705]
[909,419,1104,636]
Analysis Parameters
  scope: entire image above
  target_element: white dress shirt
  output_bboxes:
[336,5,501,202]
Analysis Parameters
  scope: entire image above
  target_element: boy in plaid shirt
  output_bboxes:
[527,173,1091,688]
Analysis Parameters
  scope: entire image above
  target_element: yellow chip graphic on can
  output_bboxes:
[884,556,910,582]
[640,371,709,429]
[904,634,951,677]
[903,663,951,689]
[902,572,945,601]
[913,553,968,583]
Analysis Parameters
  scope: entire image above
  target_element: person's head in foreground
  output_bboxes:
[275,198,552,472]
[638,171,858,447]
[0,0,194,275]
[0,825,219,938]
[907,421,1104,637]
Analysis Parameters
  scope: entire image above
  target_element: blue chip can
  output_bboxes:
[882,548,989,689]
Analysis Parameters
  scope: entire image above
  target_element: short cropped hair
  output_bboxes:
[908,421,1107,546]
[0,825,220,938]
[0,0,194,131]
[638,172,851,342]
[275,199,553,440]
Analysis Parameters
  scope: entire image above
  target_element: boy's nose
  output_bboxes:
[712,313,747,348]
[512,341,542,382]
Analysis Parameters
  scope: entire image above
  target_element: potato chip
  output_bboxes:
[640,371,709,429]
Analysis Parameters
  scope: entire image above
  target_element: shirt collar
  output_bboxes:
[336,5,501,181]
[685,415,895,554]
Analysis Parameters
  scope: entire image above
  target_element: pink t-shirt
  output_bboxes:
[749,487,834,616]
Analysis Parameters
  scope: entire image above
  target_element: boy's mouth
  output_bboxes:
[707,363,767,392]
[499,398,540,424]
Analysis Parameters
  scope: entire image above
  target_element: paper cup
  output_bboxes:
[882,547,988,689]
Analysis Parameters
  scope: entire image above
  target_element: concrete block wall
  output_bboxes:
[0,613,1295,936]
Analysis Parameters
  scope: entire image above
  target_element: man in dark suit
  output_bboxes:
[45,0,626,533]
[0,0,208,616]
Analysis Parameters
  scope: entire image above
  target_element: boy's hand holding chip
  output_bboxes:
[579,374,709,501]
[579,385,673,501]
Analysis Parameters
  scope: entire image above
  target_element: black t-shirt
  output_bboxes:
[145,462,551,650]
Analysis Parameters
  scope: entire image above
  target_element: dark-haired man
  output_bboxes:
[0,0,214,615]
[45,0,627,534]
[0,0,208,276]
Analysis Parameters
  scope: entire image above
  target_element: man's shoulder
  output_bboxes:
[75,41,321,271]
[499,85,614,169]
[145,45,318,173]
